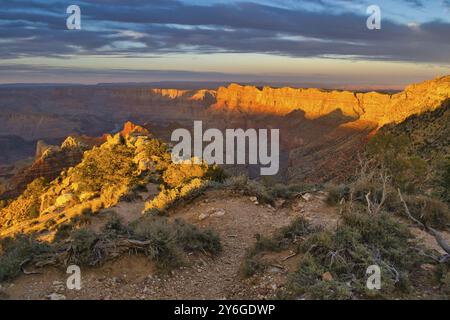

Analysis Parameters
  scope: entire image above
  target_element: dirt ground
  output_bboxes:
[1,190,339,300]
[3,188,448,300]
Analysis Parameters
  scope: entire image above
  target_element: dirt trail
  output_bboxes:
[2,190,338,300]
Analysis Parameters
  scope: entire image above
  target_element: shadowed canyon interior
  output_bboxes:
[0,76,449,198]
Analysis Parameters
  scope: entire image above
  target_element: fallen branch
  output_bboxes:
[398,188,450,259]
[429,227,450,256]
[282,252,298,261]
[20,259,41,275]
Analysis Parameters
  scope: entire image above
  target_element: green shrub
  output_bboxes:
[130,217,183,270]
[438,160,450,203]
[162,162,210,188]
[142,138,171,171]
[143,178,209,213]
[67,229,102,266]
[68,208,93,227]
[242,217,315,277]
[53,222,73,242]
[251,234,280,255]
[241,257,266,278]
[403,195,450,229]
[130,216,221,271]
[325,184,349,206]
[172,219,222,254]
[304,279,353,300]
[277,217,318,242]
[71,143,137,196]
[0,235,51,282]
[102,211,127,235]
[224,175,249,189]
[224,175,314,205]
[366,133,428,192]
[0,178,49,226]
[289,209,428,299]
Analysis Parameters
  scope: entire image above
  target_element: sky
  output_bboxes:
[0,0,450,88]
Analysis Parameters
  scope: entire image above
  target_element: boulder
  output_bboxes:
[47,293,66,300]
[55,193,76,207]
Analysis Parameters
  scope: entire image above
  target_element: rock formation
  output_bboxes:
[0,135,103,200]
[212,76,450,127]
[0,76,449,188]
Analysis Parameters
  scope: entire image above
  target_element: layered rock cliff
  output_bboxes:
[212,76,450,127]
[0,76,449,187]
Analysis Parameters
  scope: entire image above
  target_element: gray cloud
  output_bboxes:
[0,0,449,63]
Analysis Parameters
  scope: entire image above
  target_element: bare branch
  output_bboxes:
[398,188,450,258]
[282,251,298,261]
[374,171,388,215]
[365,191,373,214]
[397,188,424,228]
[429,227,450,255]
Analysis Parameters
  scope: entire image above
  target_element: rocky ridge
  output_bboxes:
[212,76,450,127]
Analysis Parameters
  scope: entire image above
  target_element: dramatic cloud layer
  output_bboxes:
[0,0,449,62]
[0,0,449,85]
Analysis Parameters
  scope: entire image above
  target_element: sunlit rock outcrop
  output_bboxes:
[212,76,450,127]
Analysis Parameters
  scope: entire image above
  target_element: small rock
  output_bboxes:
[54,285,65,293]
[322,272,333,282]
[198,213,209,221]
[52,280,65,292]
[47,293,66,300]
[249,196,258,203]
[211,209,226,217]
[301,193,313,201]
[268,266,284,274]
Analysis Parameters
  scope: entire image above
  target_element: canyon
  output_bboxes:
[0,77,449,301]
[0,76,449,196]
